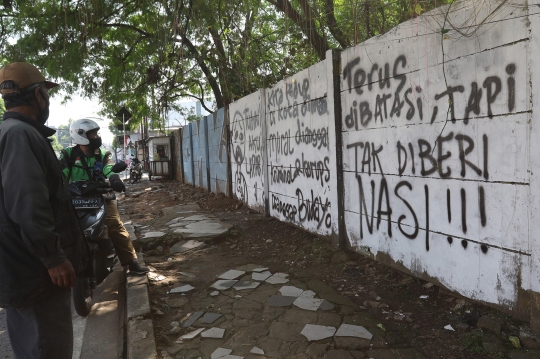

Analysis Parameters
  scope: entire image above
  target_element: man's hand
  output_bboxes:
[109,174,126,192]
[48,260,76,288]
[111,179,126,192]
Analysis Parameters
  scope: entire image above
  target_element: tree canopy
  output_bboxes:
[0,0,451,129]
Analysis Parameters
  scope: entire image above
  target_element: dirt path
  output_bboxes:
[119,178,540,359]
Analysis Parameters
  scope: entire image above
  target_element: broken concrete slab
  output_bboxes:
[201,312,223,324]
[180,328,205,339]
[187,231,227,238]
[183,311,204,327]
[210,280,238,290]
[210,291,219,297]
[169,221,197,228]
[182,214,211,221]
[300,324,337,341]
[252,267,269,273]
[169,284,195,294]
[293,297,324,311]
[279,286,304,297]
[185,221,226,230]
[170,240,205,254]
[201,327,225,338]
[233,281,260,290]
[143,231,166,239]
[300,290,316,298]
[319,300,335,311]
[252,271,272,281]
[266,273,289,284]
[250,347,264,355]
[268,295,297,307]
[173,228,195,234]
[219,269,246,280]
[335,324,373,340]
[211,348,232,359]
[165,217,185,225]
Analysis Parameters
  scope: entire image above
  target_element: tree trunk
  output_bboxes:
[268,0,330,60]
[324,0,349,48]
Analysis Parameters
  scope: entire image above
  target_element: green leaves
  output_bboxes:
[0,0,452,130]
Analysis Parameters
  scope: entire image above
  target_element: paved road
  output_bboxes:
[0,264,125,359]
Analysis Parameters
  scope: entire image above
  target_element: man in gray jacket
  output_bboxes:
[0,62,87,358]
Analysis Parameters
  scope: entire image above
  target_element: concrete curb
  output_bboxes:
[126,253,158,359]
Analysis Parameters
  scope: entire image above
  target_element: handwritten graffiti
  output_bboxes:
[248,135,261,152]
[271,190,332,229]
[355,174,487,253]
[246,154,262,178]
[272,194,297,222]
[397,133,488,179]
[234,166,248,203]
[343,54,516,128]
[268,98,329,126]
[268,130,294,159]
[270,155,330,186]
[295,119,329,149]
[296,189,332,229]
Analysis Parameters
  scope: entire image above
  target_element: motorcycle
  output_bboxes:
[69,161,127,317]
[129,158,143,183]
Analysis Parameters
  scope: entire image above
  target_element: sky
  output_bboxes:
[46,92,213,147]
[47,93,115,145]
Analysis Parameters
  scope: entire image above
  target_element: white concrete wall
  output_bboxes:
[341,0,532,311]
[223,0,540,323]
[229,90,267,211]
[265,61,335,235]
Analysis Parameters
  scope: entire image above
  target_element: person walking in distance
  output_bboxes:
[0,62,88,358]
[60,118,149,275]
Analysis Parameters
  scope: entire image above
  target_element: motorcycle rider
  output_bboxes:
[60,118,149,275]
[130,156,142,182]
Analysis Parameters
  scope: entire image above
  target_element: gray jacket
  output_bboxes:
[0,112,87,307]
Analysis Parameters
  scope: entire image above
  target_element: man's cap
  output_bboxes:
[0,62,59,95]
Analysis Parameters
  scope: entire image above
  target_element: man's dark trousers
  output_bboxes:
[5,287,73,359]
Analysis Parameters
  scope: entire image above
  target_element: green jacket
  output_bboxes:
[60,146,114,182]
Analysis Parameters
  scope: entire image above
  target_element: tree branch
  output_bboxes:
[324,0,350,48]
[268,0,330,59]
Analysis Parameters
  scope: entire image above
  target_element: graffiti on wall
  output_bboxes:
[342,51,520,254]
[207,109,229,195]
[230,92,265,209]
[266,65,333,234]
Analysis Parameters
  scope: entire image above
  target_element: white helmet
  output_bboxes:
[70,118,100,145]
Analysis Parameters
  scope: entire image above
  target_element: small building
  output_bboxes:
[147,136,172,179]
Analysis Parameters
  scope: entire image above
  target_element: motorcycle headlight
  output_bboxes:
[84,207,105,237]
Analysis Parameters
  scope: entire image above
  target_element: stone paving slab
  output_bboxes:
[126,202,437,359]
[183,311,204,327]
[219,270,246,280]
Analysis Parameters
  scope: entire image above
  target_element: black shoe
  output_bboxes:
[128,260,150,275]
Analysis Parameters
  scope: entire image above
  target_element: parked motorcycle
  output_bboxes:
[70,161,127,317]
[129,157,143,183]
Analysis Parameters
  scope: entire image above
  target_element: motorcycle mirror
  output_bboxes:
[111,161,128,173]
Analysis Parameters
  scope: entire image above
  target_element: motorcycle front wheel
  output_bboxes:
[130,171,136,184]
[73,277,93,317]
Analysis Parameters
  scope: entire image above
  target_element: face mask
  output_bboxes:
[36,89,50,124]
[89,137,102,149]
